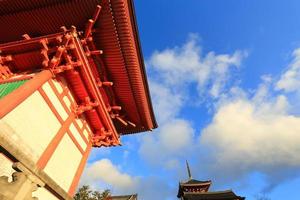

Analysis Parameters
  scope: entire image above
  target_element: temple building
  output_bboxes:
[177,162,245,200]
[109,194,138,200]
[0,0,157,199]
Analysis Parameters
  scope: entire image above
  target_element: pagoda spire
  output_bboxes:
[186,160,192,180]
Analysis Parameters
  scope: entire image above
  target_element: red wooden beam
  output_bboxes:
[36,113,75,169]
[70,35,120,146]
[68,143,92,196]
[0,70,53,118]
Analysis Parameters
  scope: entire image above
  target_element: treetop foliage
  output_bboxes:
[74,185,111,200]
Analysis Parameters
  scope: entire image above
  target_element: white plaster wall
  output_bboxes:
[42,82,68,121]
[1,91,61,159]
[83,129,90,141]
[0,153,14,181]
[43,134,82,191]
[69,123,87,151]
[52,79,63,94]
[63,96,71,112]
[85,122,92,135]
[75,118,83,129]
[33,187,59,200]
[0,79,87,196]
[75,117,91,142]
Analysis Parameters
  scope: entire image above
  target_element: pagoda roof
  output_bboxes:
[177,179,212,197]
[0,0,157,135]
[183,190,245,200]
[181,179,212,186]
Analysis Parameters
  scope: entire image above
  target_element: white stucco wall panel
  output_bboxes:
[83,129,90,141]
[42,82,68,121]
[1,91,61,158]
[75,116,92,142]
[51,79,63,94]
[75,118,83,130]
[85,122,92,133]
[43,134,82,191]
[69,123,87,151]
[63,96,71,112]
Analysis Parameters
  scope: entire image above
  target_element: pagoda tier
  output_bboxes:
[0,0,157,136]
[177,179,212,197]
[177,162,245,200]
[183,190,245,200]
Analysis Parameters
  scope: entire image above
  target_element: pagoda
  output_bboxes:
[177,161,245,200]
[0,0,157,200]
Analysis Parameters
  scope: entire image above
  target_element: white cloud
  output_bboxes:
[81,159,139,192]
[148,34,246,98]
[82,36,300,199]
[81,159,173,200]
[139,119,195,168]
[276,48,300,93]
[199,80,300,189]
[149,81,184,124]
[159,120,194,153]
[139,34,246,169]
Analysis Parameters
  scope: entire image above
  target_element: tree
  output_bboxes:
[74,185,111,200]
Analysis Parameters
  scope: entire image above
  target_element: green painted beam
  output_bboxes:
[0,80,28,99]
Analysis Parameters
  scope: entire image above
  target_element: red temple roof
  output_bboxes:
[183,190,245,200]
[0,0,157,135]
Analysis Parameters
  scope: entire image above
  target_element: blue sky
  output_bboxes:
[81,1,300,199]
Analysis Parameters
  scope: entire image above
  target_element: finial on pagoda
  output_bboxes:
[186,160,192,180]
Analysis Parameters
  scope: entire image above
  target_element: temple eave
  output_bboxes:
[0,0,158,146]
